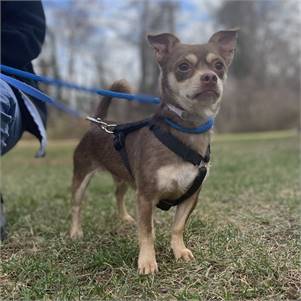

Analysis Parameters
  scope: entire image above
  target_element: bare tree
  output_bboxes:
[139,0,178,94]
[215,0,300,132]
[37,27,62,103]
[49,0,100,108]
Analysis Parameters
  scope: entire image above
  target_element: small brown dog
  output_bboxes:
[70,29,238,274]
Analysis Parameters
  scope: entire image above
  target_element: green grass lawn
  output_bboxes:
[1,131,300,300]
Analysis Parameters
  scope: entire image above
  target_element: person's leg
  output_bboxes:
[0,79,23,241]
[0,79,23,155]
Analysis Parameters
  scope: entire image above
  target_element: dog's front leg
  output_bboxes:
[137,193,158,274]
[171,194,198,261]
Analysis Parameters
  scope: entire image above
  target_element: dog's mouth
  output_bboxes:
[193,89,220,100]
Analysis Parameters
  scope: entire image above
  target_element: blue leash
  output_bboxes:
[0,64,160,105]
[0,73,83,118]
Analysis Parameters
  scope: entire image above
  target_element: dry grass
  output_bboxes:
[1,131,300,300]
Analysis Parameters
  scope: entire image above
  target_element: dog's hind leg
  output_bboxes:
[70,166,95,240]
[171,194,199,261]
[113,177,135,224]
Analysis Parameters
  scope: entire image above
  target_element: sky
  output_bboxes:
[39,0,223,88]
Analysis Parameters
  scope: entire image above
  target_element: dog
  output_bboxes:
[69,29,238,275]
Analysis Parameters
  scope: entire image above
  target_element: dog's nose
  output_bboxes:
[201,72,217,84]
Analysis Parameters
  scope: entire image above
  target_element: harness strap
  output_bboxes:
[113,119,151,176]
[156,166,208,211]
[114,118,151,135]
[113,131,133,176]
[149,124,210,210]
[149,124,210,165]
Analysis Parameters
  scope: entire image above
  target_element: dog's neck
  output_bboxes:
[156,102,212,156]
[166,104,202,123]
[160,103,211,128]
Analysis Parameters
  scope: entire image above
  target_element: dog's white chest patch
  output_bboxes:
[156,163,199,194]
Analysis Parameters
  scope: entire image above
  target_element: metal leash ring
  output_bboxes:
[86,116,116,134]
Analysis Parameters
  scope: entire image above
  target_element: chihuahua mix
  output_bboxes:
[69,29,238,274]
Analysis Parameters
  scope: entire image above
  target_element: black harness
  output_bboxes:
[113,118,210,211]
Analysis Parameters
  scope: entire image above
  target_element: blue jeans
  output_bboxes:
[0,78,47,157]
[0,79,23,155]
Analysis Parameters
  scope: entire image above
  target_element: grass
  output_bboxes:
[0,131,300,300]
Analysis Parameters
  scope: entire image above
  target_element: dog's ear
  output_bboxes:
[209,29,239,66]
[147,33,180,63]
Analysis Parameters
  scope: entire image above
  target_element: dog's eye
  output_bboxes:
[215,62,224,71]
[178,62,191,72]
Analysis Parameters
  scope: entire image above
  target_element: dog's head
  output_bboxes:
[147,29,238,119]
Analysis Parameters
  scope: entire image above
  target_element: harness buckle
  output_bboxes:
[86,116,116,134]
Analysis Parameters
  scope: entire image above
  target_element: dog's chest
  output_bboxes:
[156,163,200,194]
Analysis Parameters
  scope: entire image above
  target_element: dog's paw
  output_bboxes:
[173,248,195,261]
[69,227,83,240]
[138,256,158,275]
[121,214,135,224]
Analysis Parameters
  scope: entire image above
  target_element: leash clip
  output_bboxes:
[86,116,116,134]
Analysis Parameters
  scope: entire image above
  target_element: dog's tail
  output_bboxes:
[94,80,132,119]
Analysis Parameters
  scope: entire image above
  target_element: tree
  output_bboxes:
[214,0,300,132]
[215,0,300,88]
[138,0,178,94]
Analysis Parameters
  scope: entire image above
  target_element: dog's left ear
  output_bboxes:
[209,29,239,66]
[147,33,180,63]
